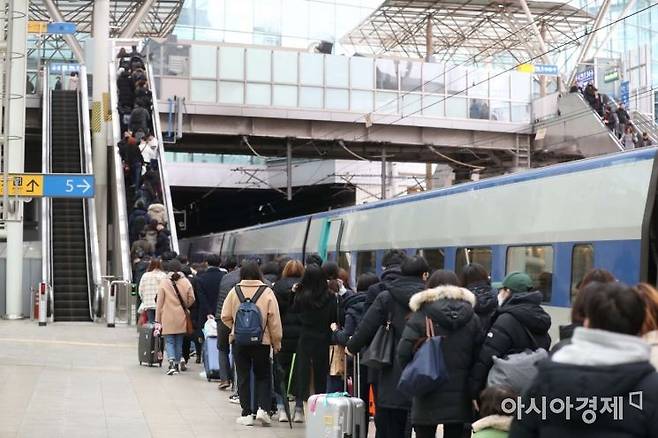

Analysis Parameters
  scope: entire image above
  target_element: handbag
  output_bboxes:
[361,311,394,369]
[171,279,194,335]
[329,295,346,376]
[397,316,449,397]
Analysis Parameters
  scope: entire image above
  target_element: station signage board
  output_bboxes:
[0,174,94,198]
[516,63,559,76]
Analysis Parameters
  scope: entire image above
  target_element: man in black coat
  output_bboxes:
[347,256,430,438]
[470,272,552,399]
[398,285,484,438]
[215,256,240,389]
[510,282,658,438]
[364,249,407,313]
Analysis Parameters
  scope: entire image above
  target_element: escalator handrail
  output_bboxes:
[108,62,133,285]
[78,65,103,321]
[146,63,179,253]
[40,66,53,316]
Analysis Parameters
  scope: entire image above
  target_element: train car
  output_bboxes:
[181,147,658,341]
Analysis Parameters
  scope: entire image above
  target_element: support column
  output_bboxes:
[425,15,433,62]
[539,22,548,97]
[286,139,292,201]
[380,146,387,200]
[425,163,433,190]
[92,0,110,274]
[5,0,28,318]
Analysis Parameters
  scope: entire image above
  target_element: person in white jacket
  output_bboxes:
[140,133,159,171]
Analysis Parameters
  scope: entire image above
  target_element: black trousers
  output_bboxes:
[182,332,203,362]
[414,423,466,438]
[216,322,232,382]
[375,408,411,438]
[296,338,329,401]
[234,344,271,416]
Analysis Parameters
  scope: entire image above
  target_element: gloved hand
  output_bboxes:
[153,322,162,337]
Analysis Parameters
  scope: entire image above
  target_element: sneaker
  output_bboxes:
[179,359,187,372]
[217,380,231,390]
[228,393,240,404]
[195,355,202,364]
[235,415,254,426]
[277,408,289,423]
[166,361,177,376]
[256,408,271,426]
[293,407,304,423]
[173,363,180,375]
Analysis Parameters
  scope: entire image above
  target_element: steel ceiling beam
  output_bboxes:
[119,0,157,38]
[567,0,612,86]
[42,0,85,63]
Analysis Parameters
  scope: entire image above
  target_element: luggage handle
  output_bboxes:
[341,351,361,399]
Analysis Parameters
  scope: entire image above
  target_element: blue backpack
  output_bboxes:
[234,285,267,346]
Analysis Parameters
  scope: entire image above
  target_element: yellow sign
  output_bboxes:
[517,63,535,74]
[0,174,44,197]
[28,21,48,34]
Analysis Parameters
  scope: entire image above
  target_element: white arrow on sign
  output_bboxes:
[76,179,91,193]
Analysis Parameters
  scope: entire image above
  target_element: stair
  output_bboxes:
[50,90,91,322]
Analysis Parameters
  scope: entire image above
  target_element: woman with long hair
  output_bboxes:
[292,263,337,423]
[138,258,167,323]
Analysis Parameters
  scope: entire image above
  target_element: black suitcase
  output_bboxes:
[138,323,163,367]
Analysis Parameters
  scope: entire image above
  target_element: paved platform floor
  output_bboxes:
[0,320,306,438]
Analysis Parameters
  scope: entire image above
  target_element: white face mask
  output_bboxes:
[497,290,509,306]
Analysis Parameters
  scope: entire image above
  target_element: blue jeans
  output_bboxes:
[146,309,155,323]
[165,334,184,363]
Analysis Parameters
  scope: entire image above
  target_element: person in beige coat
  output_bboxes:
[156,258,195,375]
[221,261,282,427]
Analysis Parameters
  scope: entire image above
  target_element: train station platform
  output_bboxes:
[0,320,304,438]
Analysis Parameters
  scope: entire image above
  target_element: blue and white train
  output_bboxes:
[180,147,658,341]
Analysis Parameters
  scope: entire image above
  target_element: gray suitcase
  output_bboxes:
[138,323,163,367]
[306,353,365,438]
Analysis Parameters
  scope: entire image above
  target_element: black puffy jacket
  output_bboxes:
[364,266,402,313]
[347,275,426,410]
[272,276,302,353]
[467,281,498,331]
[333,292,366,346]
[117,73,134,106]
[470,291,551,398]
[398,286,484,426]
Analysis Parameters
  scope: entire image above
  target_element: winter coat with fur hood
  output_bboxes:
[398,286,484,425]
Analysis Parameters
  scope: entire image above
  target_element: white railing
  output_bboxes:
[40,66,52,321]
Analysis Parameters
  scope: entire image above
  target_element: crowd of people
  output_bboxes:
[138,247,658,437]
[571,81,655,149]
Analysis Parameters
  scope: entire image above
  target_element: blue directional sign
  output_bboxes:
[620,81,630,108]
[47,22,77,35]
[534,64,559,76]
[43,174,95,198]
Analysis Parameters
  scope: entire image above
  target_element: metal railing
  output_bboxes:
[147,63,179,253]
[40,66,53,321]
[78,66,103,321]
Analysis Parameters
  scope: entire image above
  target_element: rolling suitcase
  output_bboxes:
[306,353,366,438]
[203,336,221,381]
[138,323,162,367]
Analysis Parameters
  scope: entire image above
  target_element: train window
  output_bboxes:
[356,251,376,276]
[506,246,554,302]
[338,251,351,273]
[571,244,595,303]
[416,248,445,272]
[456,247,492,278]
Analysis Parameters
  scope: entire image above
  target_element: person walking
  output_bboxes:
[622,125,637,150]
[221,261,282,427]
[291,263,337,423]
[347,256,431,438]
[67,72,79,91]
[190,254,225,363]
[216,256,241,391]
[155,258,195,375]
[398,283,483,438]
[470,272,552,400]
[138,258,167,323]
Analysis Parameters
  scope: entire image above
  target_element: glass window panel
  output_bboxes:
[416,248,445,271]
[356,251,376,277]
[161,78,189,100]
[456,248,492,278]
[423,62,445,93]
[469,99,490,120]
[446,96,467,118]
[273,51,298,84]
[510,72,531,101]
[338,251,351,274]
[507,246,554,303]
[490,101,510,122]
[246,49,272,82]
[300,53,323,86]
[246,83,271,105]
[402,93,422,116]
[299,86,323,108]
[422,95,445,117]
[225,0,254,35]
[571,244,595,303]
[375,91,398,114]
[273,85,297,107]
[219,81,244,104]
[351,90,373,112]
[350,57,374,89]
[326,88,349,110]
[468,69,488,97]
[489,71,510,100]
[400,61,422,92]
[376,59,398,90]
[164,44,190,77]
[190,80,217,103]
[254,0,281,40]
[219,47,244,80]
[447,65,467,95]
[282,0,308,42]
[511,103,531,122]
[325,55,349,88]
[190,45,217,78]
[308,1,335,40]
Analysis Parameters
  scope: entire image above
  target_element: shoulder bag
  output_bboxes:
[361,309,395,369]
[171,278,195,336]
